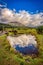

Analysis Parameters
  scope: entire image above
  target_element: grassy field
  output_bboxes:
[0,28,43,65]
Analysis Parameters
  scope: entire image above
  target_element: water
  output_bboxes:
[7,34,38,55]
[15,44,38,55]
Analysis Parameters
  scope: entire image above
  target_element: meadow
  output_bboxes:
[0,25,43,65]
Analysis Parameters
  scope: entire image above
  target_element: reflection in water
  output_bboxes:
[15,44,38,55]
[7,34,38,55]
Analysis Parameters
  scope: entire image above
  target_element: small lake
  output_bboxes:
[7,34,38,55]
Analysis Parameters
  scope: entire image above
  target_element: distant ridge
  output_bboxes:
[0,22,43,28]
[9,21,25,26]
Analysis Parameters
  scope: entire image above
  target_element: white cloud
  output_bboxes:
[0,8,43,27]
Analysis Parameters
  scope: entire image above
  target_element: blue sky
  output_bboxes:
[0,0,43,13]
[0,0,43,27]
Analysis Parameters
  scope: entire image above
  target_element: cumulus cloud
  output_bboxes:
[0,8,43,27]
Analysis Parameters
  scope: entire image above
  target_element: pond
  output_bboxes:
[7,34,38,55]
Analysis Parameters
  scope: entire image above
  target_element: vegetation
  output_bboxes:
[0,23,43,65]
[36,26,43,34]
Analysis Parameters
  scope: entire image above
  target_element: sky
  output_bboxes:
[0,0,43,13]
[0,0,43,27]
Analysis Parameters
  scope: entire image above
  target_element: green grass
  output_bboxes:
[0,28,43,65]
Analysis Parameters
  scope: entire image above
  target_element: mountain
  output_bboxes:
[0,21,43,28]
[0,21,26,28]
[9,21,25,27]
